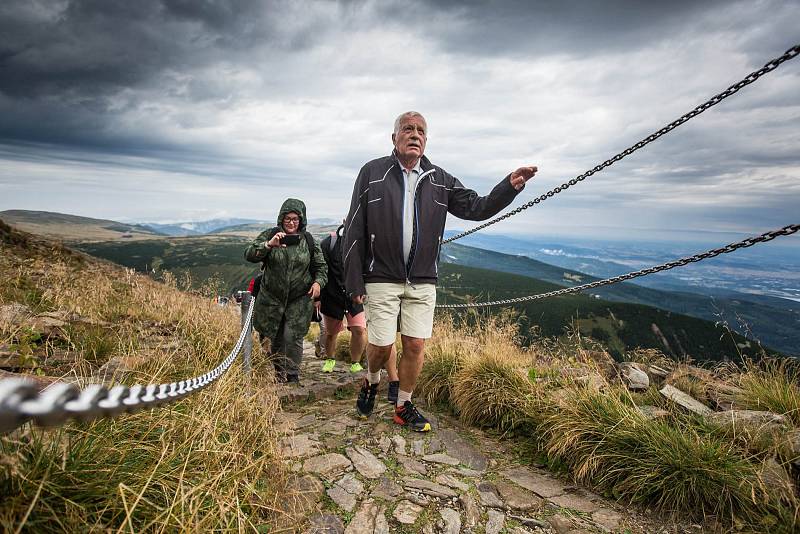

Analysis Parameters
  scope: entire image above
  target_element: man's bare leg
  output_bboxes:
[357,342,392,418]
[393,335,431,431]
[349,326,367,363]
[366,343,393,381]
[397,335,425,397]
[320,321,338,372]
[324,329,338,359]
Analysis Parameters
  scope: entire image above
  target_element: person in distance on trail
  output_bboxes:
[245,198,327,384]
[343,111,537,431]
[318,221,401,402]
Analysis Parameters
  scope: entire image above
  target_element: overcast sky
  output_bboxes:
[0,0,798,246]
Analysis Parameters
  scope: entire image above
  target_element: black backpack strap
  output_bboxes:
[304,231,318,280]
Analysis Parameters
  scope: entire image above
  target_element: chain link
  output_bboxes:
[0,297,256,433]
[443,44,800,245]
[437,224,799,309]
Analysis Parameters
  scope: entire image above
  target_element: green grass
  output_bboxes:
[737,359,800,425]
[0,222,291,531]
[422,315,800,532]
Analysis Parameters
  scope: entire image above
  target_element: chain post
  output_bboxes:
[241,292,253,376]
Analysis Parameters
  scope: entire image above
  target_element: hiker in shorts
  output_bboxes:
[318,223,400,403]
[343,111,537,431]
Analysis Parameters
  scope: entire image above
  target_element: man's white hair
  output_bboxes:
[393,111,427,136]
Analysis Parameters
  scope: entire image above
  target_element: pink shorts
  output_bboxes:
[322,311,366,335]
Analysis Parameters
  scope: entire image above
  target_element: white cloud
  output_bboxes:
[0,0,797,244]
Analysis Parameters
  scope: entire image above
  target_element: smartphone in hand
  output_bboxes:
[279,234,301,246]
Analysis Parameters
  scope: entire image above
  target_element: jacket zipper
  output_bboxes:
[369,234,376,272]
[405,175,427,284]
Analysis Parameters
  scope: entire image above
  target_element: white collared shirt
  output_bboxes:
[402,159,422,265]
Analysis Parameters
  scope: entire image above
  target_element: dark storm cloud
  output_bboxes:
[0,0,336,151]
[393,0,729,58]
[0,0,797,233]
[0,0,274,99]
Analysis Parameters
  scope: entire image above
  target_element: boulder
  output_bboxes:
[571,370,607,391]
[28,313,68,338]
[618,362,649,391]
[706,410,790,433]
[786,429,800,467]
[392,500,422,525]
[759,457,796,502]
[346,445,386,479]
[645,363,670,381]
[659,384,711,416]
[0,352,36,369]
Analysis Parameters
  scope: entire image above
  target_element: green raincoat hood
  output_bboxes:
[277,198,307,232]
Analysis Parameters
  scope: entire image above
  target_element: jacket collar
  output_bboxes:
[391,151,433,173]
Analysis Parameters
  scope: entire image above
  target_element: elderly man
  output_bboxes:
[343,111,537,431]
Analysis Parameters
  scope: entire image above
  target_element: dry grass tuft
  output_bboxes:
[427,311,800,532]
[542,387,792,528]
[0,224,291,531]
[452,350,540,431]
[737,359,800,426]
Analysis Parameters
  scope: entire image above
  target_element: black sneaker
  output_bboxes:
[356,378,379,418]
[393,400,431,432]
[387,381,399,404]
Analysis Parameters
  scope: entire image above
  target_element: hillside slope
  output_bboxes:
[437,263,770,363]
[0,209,164,242]
[0,219,292,530]
[441,242,799,356]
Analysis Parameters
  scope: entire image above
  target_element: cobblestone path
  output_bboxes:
[272,343,695,534]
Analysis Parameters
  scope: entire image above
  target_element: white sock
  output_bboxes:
[396,389,412,407]
[367,369,381,385]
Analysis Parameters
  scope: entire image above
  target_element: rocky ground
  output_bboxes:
[273,343,696,534]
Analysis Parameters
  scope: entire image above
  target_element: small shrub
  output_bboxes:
[452,351,540,431]
[737,359,800,425]
[541,386,792,529]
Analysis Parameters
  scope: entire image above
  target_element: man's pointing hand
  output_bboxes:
[509,166,538,191]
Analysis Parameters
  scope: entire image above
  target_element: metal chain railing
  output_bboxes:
[436,224,799,309]
[0,296,255,433]
[443,43,800,244]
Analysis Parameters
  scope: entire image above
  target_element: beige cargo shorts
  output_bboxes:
[364,282,436,346]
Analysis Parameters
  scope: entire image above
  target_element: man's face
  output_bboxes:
[392,116,427,163]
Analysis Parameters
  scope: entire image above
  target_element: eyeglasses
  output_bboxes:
[283,216,300,224]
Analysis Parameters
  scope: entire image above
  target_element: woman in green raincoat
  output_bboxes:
[245,198,327,383]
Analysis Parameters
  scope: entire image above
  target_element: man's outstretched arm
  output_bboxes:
[447,165,538,221]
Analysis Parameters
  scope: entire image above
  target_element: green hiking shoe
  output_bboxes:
[321,359,336,372]
[349,362,364,373]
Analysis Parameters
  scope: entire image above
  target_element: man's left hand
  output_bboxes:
[308,282,321,299]
[509,166,538,191]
